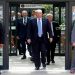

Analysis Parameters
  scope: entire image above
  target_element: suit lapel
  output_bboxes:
[36,19,38,33]
[52,22,53,29]
[21,18,23,24]
[26,17,28,24]
[35,18,38,29]
[52,22,55,35]
[42,18,45,32]
[52,22,55,30]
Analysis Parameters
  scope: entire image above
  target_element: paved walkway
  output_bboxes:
[0,52,73,75]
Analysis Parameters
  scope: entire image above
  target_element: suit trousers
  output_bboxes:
[46,37,56,63]
[20,38,26,56]
[17,39,22,54]
[27,43,32,56]
[32,37,46,68]
[71,47,75,70]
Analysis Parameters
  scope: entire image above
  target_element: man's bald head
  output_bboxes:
[22,10,28,17]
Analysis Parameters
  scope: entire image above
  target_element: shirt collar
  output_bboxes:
[37,18,42,21]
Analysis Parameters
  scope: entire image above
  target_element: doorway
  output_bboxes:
[0,1,72,70]
[9,3,66,56]
[8,2,66,70]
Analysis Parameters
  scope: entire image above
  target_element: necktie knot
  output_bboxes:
[39,18,40,20]
[24,17,26,20]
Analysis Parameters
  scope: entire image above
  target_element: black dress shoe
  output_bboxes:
[52,60,55,63]
[42,64,46,69]
[46,62,50,65]
[35,67,39,70]
[19,53,23,55]
[21,56,26,59]
[30,57,34,61]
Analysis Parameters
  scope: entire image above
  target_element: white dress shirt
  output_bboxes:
[51,22,54,36]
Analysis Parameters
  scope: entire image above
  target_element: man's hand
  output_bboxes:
[0,44,3,48]
[16,36,19,39]
[27,39,31,44]
[49,38,53,43]
[72,43,75,47]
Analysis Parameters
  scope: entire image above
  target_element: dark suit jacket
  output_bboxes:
[16,17,31,39]
[27,18,53,44]
[52,21,61,42]
[0,23,4,44]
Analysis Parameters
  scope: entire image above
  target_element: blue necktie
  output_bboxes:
[37,19,43,37]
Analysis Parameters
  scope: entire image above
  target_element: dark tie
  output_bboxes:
[23,17,27,25]
[11,17,13,21]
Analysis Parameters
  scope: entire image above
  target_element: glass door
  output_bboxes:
[9,4,19,56]
[53,4,66,56]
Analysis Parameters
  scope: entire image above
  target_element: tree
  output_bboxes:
[42,4,53,13]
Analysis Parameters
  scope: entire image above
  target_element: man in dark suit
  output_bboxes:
[27,9,53,70]
[16,12,22,55]
[46,14,61,65]
[16,10,30,59]
[0,22,4,48]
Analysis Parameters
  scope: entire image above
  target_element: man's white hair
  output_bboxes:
[11,11,15,13]
[35,9,42,13]
[22,10,27,13]
[46,13,53,17]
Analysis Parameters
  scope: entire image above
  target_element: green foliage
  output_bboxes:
[42,4,65,26]
[42,4,53,13]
